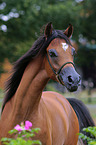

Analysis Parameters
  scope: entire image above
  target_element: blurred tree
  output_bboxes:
[80,0,96,40]
[0,0,96,75]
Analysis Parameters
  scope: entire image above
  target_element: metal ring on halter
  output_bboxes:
[46,53,75,84]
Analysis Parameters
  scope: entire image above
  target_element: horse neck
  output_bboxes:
[12,54,49,118]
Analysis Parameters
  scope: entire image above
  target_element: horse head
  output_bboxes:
[45,22,81,92]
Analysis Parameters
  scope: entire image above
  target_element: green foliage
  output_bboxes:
[1,121,42,145]
[79,126,96,145]
[76,46,96,67]
[0,0,96,73]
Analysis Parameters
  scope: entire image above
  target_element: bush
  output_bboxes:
[79,126,96,145]
[1,121,42,145]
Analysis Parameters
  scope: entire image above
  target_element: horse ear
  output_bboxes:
[44,22,53,39]
[64,24,73,38]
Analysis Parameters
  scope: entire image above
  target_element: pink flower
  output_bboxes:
[24,121,32,130]
[14,124,23,131]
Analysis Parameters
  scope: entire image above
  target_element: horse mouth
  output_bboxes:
[67,85,78,92]
[66,80,81,92]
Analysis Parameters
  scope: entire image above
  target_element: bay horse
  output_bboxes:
[0,23,95,145]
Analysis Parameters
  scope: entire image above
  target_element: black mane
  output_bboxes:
[2,29,71,113]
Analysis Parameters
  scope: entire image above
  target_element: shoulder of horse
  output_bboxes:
[42,91,69,104]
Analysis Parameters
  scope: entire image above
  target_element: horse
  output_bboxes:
[0,22,95,145]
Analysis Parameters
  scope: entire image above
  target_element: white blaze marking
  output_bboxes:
[62,43,68,51]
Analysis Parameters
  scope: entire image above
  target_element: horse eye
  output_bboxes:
[48,49,58,57]
[71,47,76,56]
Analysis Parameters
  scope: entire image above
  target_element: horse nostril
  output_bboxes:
[68,76,73,83]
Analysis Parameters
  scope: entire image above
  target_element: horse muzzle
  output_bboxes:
[58,67,81,92]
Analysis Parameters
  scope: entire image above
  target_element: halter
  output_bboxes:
[46,53,75,85]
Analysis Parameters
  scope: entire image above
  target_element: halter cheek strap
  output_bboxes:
[46,53,75,84]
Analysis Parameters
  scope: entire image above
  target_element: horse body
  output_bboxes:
[0,23,95,145]
[41,91,79,145]
[0,54,79,145]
